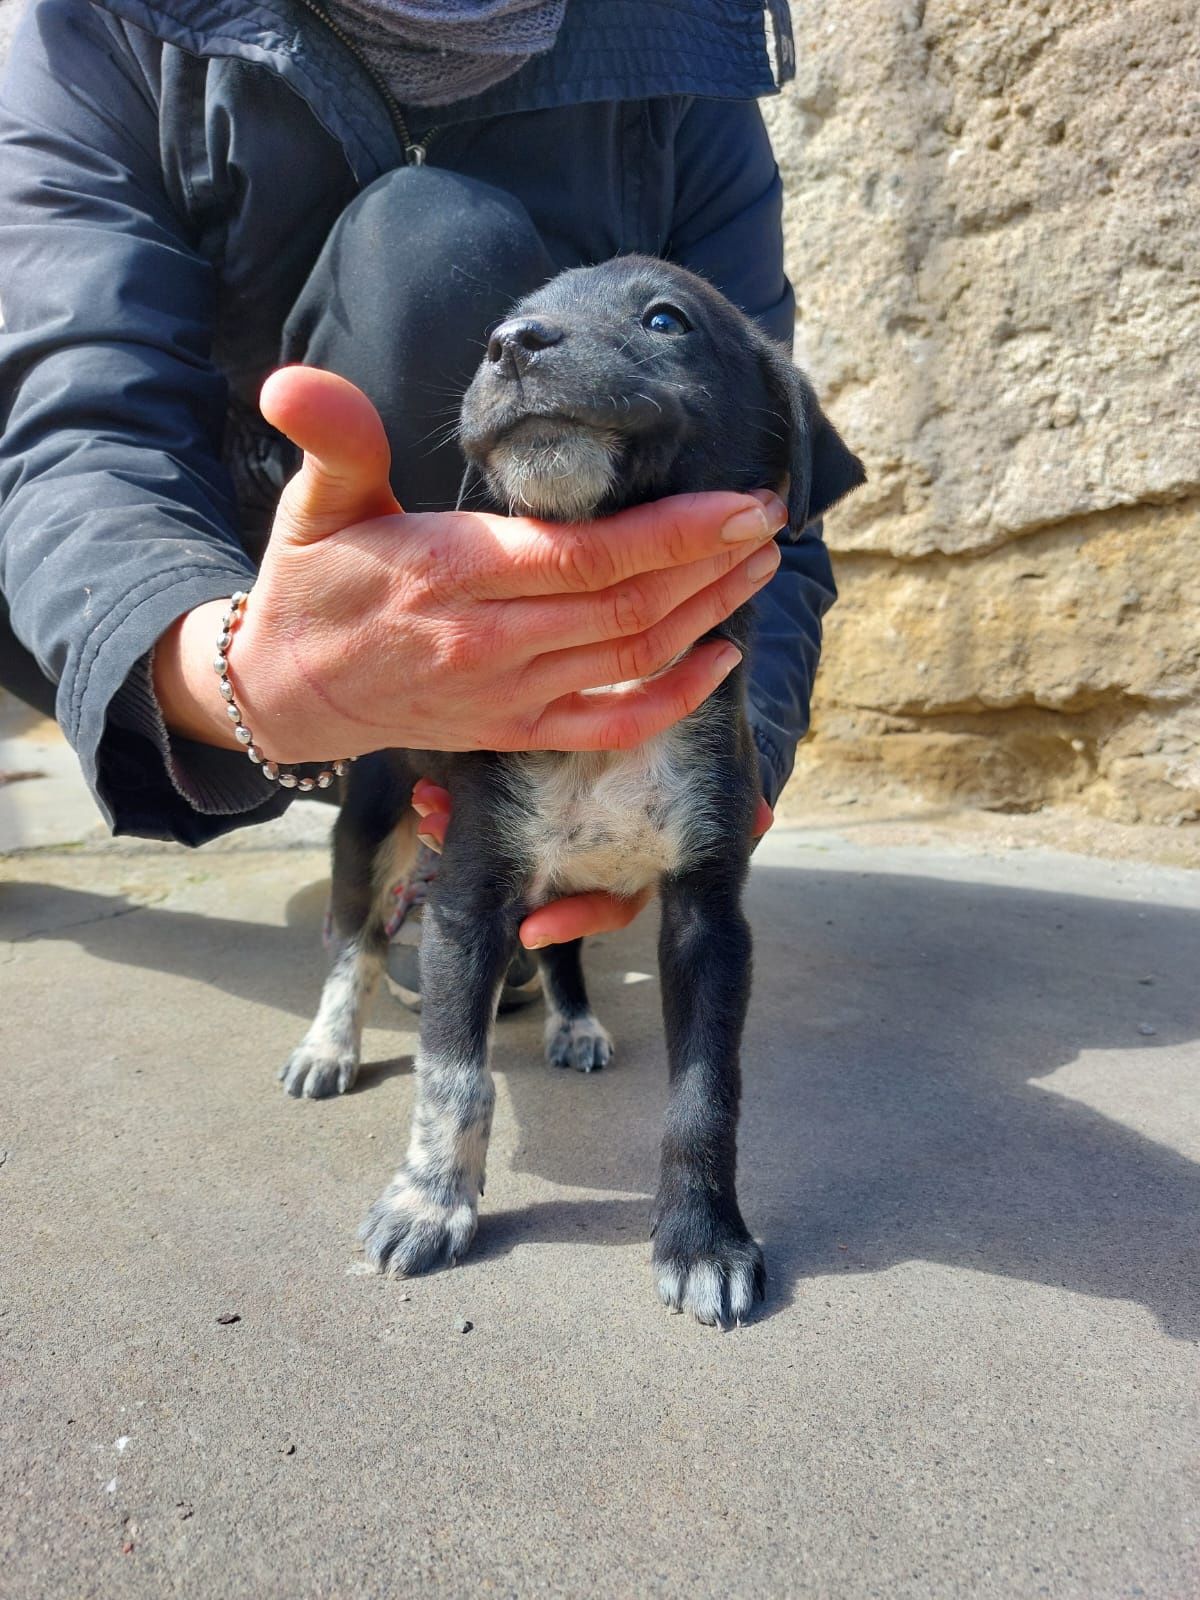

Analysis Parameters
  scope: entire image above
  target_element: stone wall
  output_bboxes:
[763,0,1200,823]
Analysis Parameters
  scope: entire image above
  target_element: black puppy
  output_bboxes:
[284,256,864,1326]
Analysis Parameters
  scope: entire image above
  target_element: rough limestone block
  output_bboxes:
[765,0,1200,822]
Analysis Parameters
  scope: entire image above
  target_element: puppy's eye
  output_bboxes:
[642,303,691,336]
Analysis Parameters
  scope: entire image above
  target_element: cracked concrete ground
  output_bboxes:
[2,701,1199,1598]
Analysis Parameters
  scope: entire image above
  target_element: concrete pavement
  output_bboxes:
[2,713,1199,1597]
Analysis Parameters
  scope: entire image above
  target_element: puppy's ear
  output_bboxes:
[759,340,866,537]
[808,405,868,527]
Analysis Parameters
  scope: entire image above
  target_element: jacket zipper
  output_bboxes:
[291,0,441,166]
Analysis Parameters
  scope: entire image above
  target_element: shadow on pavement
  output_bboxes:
[5,862,1199,1338]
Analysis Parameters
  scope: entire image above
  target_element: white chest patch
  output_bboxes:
[511,728,717,904]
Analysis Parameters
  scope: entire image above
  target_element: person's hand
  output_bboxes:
[412,778,774,948]
[153,366,786,761]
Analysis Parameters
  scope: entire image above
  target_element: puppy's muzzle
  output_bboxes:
[461,318,687,520]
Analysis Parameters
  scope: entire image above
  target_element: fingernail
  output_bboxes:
[523,936,550,950]
[747,544,781,582]
[750,490,789,531]
[416,831,443,854]
[721,505,770,542]
[712,643,743,678]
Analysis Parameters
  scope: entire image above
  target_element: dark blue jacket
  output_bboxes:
[0,0,835,843]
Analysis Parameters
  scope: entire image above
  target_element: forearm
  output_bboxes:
[669,96,795,347]
[665,94,835,803]
[0,0,288,842]
[745,524,837,806]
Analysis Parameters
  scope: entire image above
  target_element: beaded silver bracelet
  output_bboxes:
[214,590,354,791]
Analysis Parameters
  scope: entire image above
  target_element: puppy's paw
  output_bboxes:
[544,1011,614,1073]
[279,1039,359,1099]
[359,1170,479,1276]
[652,1210,766,1328]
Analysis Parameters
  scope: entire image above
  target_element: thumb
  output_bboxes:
[260,365,402,545]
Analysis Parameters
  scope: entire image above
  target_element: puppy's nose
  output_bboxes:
[487,316,564,373]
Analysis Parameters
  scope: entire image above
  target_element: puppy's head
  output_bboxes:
[459,255,865,533]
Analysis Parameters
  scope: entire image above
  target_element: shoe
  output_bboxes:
[382,843,542,1014]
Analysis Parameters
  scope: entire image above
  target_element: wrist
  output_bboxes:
[153,599,243,750]
[213,590,352,788]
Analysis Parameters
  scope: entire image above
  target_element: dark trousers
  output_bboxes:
[0,166,555,714]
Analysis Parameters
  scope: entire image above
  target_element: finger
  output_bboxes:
[517,542,780,700]
[415,811,449,852]
[260,365,401,545]
[518,638,742,752]
[494,537,773,661]
[520,887,652,948]
[753,798,774,837]
[437,489,787,601]
[412,779,451,818]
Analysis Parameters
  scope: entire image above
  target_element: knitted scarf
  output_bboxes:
[324,0,569,106]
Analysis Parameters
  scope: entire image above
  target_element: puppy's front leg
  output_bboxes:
[360,888,520,1276]
[652,867,765,1327]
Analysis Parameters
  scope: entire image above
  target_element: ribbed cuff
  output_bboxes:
[108,649,292,818]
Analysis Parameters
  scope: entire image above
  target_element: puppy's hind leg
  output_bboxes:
[282,758,417,1099]
[540,939,613,1073]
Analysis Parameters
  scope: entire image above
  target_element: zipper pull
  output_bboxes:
[404,141,428,167]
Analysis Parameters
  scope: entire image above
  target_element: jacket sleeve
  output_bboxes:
[0,0,290,843]
[669,95,837,808]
